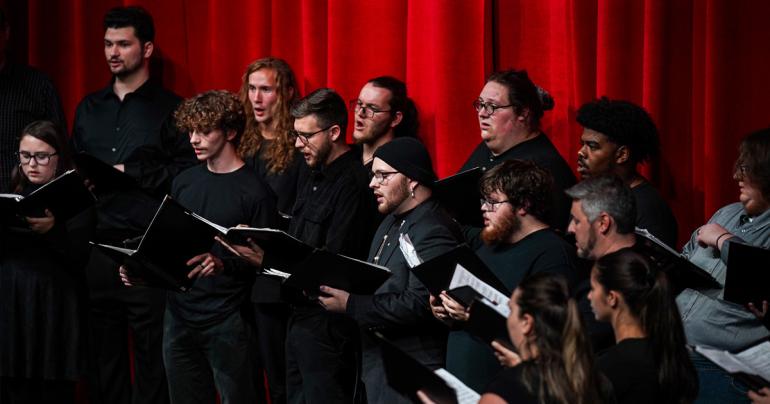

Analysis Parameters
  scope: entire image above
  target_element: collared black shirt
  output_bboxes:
[0,63,66,192]
[72,79,196,240]
[288,149,376,259]
[460,134,576,231]
[72,78,195,194]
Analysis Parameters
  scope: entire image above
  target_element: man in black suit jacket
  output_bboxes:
[319,137,463,403]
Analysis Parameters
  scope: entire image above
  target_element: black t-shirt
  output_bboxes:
[167,164,278,326]
[244,139,309,219]
[597,338,659,404]
[459,135,576,231]
[484,362,541,404]
[632,181,678,248]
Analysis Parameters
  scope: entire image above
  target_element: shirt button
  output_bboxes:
[112,148,117,152]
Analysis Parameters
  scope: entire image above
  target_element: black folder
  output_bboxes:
[73,152,138,194]
[374,331,478,404]
[634,228,722,293]
[282,249,391,295]
[221,227,314,271]
[466,297,515,351]
[433,167,483,227]
[410,245,510,306]
[0,169,95,225]
[92,195,221,292]
[724,242,770,307]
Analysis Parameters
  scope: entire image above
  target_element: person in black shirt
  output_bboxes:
[351,76,419,174]
[565,176,638,352]
[480,273,610,404]
[589,248,698,404]
[318,137,463,403]
[461,69,575,231]
[287,88,376,403]
[237,57,306,404]
[0,8,67,192]
[71,7,195,404]
[122,90,278,403]
[431,159,576,392]
[0,121,93,404]
[576,97,678,247]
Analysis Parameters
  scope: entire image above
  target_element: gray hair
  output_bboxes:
[565,175,636,234]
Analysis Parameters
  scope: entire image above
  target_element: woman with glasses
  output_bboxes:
[589,248,698,404]
[0,121,93,404]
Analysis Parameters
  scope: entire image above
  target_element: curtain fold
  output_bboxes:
[3,0,769,245]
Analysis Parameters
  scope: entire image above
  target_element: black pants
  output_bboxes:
[0,377,75,404]
[163,308,256,404]
[86,258,168,404]
[253,302,290,404]
[285,309,363,404]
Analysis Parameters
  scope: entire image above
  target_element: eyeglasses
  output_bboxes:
[292,125,334,145]
[472,99,513,116]
[350,100,391,119]
[480,198,510,211]
[17,151,57,166]
[371,171,399,185]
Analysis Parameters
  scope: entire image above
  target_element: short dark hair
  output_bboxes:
[486,69,554,130]
[367,76,418,138]
[479,159,553,222]
[576,97,660,165]
[175,90,246,147]
[103,6,155,44]
[737,127,770,201]
[291,88,348,136]
[565,175,637,234]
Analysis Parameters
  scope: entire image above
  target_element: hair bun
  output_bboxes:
[536,86,555,111]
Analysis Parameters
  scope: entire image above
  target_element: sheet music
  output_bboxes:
[696,343,770,380]
[449,263,510,312]
[399,233,422,268]
[263,268,291,279]
[434,368,481,404]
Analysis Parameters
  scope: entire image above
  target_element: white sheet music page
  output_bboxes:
[433,368,480,404]
[449,263,510,313]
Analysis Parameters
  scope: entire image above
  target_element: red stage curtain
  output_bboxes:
[3,0,770,245]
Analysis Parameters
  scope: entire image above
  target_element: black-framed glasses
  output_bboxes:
[480,198,510,211]
[17,151,57,166]
[350,100,391,119]
[372,171,399,185]
[293,125,334,145]
[472,99,513,116]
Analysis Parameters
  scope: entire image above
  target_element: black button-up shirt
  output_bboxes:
[72,78,195,194]
[288,149,376,259]
[72,79,196,240]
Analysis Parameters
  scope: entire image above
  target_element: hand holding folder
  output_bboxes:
[0,169,95,227]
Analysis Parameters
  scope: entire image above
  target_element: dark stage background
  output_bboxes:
[3,0,770,247]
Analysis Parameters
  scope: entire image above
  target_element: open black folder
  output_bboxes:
[73,152,138,195]
[695,338,770,391]
[281,249,391,295]
[634,228,722,293]
[433,167,483,227]
[92,195,222,292]
[466,297,515,351]
[724,242,770,307]
[0,169,95,225]
[374,331,480,404]
[410,245,510,307]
